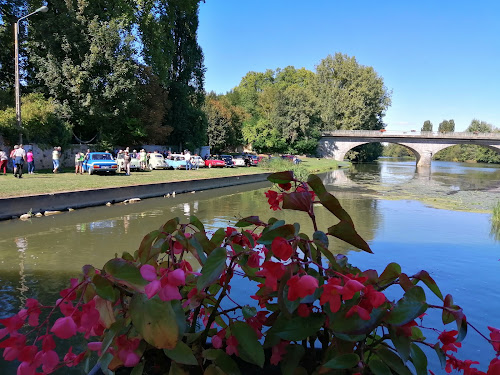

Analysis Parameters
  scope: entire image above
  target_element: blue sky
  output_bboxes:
[198,0,500,132]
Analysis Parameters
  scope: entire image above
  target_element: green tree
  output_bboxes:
[0,92,71,146]
[467,119,494,133]
[314,53,391,131]
[421,120,433,132]
[438,119,455,133]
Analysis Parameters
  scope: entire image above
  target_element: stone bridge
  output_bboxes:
[318,130,500,166]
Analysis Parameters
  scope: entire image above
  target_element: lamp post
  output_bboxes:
[14,5,48,144]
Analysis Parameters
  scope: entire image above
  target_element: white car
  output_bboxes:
[191,156,206,168]
[147,153,168,170]
[116,153,141,172]
[233,155,247,167]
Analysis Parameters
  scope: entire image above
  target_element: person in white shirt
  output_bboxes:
[52,146,61,173]
[14,144,26,178]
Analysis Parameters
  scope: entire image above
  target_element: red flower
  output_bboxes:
[255,261,286,292]
[488,326,500,353]
[247,251,262,268]
[50,316,77,339]
[320,278,343,312]
[488,358,500,375]
[363,285,386,308]
[265,190,283,211]
[270,340,289,365]
[278,182,292,191]
[271,237,293,261]
[287,275,318,301]
[346,305,371,320]
[438,330,462,353]
[226,335,238,356]
[297,304,312,317]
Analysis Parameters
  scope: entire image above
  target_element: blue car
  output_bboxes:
[82,152,118,175]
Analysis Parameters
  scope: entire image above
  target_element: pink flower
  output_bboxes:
[50,316,77,339]
[144,279,161,299]
[342,279,365,300]
[63,347,84,367]
[255,261,286,292]
[320,278,343,312]
[140,264,157,282]
[364,285,386,308]
[488,326,500,353]
[271,237,293,261]
[287,275,318,301]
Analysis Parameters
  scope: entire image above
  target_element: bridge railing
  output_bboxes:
[321,130,500,139]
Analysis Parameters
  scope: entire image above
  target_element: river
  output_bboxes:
[0,159,499,372]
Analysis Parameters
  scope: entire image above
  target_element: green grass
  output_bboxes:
[0,157,341,198]
[493,201,500,223]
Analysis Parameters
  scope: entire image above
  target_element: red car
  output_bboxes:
[204,156,226,168]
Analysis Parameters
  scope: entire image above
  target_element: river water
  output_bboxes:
[0,159,499,372]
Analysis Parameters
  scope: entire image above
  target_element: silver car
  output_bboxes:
[147,153,168,170]
[116,153,141,172]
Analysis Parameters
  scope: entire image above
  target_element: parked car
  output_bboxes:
[82,152,118,175]
[191,155,206,168]
[246,154,260,166]
[204,156,226,168]
[220,155,235,168]
[166,154,188,170]
[116,153,141,172]
[232,155,248,167]
[147,153,168,170]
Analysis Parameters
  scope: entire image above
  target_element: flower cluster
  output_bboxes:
[1,171,499,374]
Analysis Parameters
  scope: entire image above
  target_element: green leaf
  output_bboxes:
[282,191,312,212]
[433,343,446,369]
[99,352,114,375]
[203,349,241,375]
[328,220,372,253]
[389,327,411,362]
[313,231,329,248]
[456,316,467,342]
[307,174,354,224]
[129,294,179,349]
[98,319,123,362]
[169,362,187,375]
[413,270,443,301]
[130,362,145,375]
[197,247,227,291]
[191,232,211,264]
[271,314,325,341]
[190,215,205,232]
[379,262,401,287]
[410,343,428,375]
[386,286,428,326]
[242,306,257,319]
[268,171,295,184]
[241,231,255,248]
[257,224,295,246]
[92,274,117,302]
[137,230,160,263]
[280,344,305,375]
[377,347,412,375]
[368,359,392,375]
[103,258,148,290]
[330,308,384,335]
[323,353,360,369]
[164,341,198,365]
[231,321,265,368]
[211,228,226,247]
[234,216,264,228]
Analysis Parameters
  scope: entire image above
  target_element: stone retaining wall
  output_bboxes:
[0,173,270,221]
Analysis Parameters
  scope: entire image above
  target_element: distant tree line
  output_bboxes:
[204,53,392,160]
[0,0,205,150]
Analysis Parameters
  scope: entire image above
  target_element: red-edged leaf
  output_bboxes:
[137,230,160,263]
[413,270,443,301]
[282,192,313,213]
[379,263,401,287]
[235,216,265,228]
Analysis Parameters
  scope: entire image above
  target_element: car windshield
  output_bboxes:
[93,154,112,160]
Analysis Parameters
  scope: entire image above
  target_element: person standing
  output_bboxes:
[0,148,8,175]
[26,148,35,174]
[10,146,18,175]
[140,149,147,170]
[14,144,26,178]
[185,150,192,170]
[124,151,131,176]
[52,146,61,173]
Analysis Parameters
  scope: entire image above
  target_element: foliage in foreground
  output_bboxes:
[1,172,499,375]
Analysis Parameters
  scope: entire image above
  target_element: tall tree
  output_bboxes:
[314,53,391,131]
[421,120,433,132]
[139,0,206,149]
[438,119,455,133]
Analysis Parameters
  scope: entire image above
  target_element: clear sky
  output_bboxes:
[198,0,500,132]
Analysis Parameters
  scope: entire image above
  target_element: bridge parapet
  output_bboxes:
[321,130,500,140]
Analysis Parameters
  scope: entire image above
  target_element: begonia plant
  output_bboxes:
[1,172,499,375]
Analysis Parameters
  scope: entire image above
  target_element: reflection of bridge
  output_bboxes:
[319,130,500,166]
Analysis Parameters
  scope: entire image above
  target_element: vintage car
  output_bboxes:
[204,156,226,168]
[147,153,168,170]
[232,155,247,167]
[116,153,141,172]
[191,155,206,168]
[82,152,118,175]
[166,154,188,170]
[220,155,235,167]
[246,154,260,166]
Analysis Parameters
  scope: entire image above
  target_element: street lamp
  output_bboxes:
[14,5,48,144]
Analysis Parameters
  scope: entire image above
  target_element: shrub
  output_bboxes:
[1,172,499,374]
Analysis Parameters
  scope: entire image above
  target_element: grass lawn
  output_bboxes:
[0,157,343,198]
